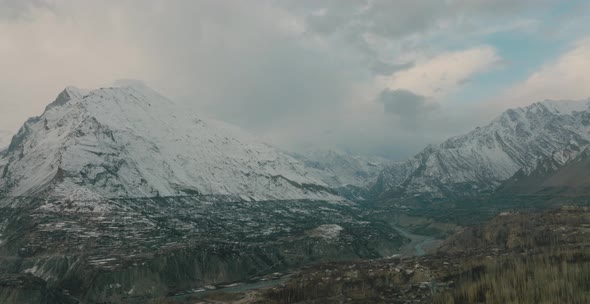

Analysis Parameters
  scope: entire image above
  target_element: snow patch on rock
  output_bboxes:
[308,224,344,240]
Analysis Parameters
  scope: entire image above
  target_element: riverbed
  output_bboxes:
[167,273,292,301]
[393,226,440,256]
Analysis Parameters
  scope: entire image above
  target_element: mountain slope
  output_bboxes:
[0,84,340,202]
[289,149,390,201]
[498,145,590,197]
[0,84,408,303]
[373,99,590,203]
[293,149,389,188]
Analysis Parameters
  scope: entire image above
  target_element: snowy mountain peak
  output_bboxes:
[290,149,390,189]
[490,99,590,127]
[0,85,341,202]
[43,86,88,113]
[374,98,590,203]
[63,86,89,99]
[536,99,590,115]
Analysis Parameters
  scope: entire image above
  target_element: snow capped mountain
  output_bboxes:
[0,83,341,202]
[291,149,390,188]
[0,83,404,304]
[288,149,390,201]
[373,99,590,203]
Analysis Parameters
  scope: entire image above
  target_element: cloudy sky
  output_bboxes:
[1,0,590,158]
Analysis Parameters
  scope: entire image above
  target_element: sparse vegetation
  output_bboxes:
[434,250,590,304]
[252,206,590,304]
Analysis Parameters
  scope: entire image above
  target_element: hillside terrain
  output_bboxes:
[0,84,405,303]
[230,206,590,304]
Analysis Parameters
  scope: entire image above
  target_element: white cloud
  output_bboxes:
[381,46,500,98]
[502,38,590,106]
[0,0,581,159]
[0,2,157,133]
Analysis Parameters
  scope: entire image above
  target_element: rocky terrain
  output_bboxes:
[0,197,406,303]
[0,84,407,303]
[178,206,589,304]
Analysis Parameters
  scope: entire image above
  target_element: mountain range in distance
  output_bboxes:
[3,82,590,206]
[373,99,590,205]
[1,82,590,302]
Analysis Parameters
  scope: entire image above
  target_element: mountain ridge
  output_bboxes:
[0,84,342,202]
[373,98,590,204]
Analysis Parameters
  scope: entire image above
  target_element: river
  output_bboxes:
[168,226,438,301]
[167,273,292,301]
[392,226,439,256]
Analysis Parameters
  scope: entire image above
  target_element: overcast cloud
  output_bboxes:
[0,0,588,159]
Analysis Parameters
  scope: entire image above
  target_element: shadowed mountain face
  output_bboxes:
[498,146,590,197]
[373,99,590,205]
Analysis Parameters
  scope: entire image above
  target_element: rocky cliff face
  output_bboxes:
[373,99,590,204]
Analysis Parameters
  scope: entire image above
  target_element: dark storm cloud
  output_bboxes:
[378,89,439,129]
[370,61,415,76]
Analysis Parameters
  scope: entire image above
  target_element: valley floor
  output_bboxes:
[392,226,440,257]
[153,206,590,304]
[2,198,589,303]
